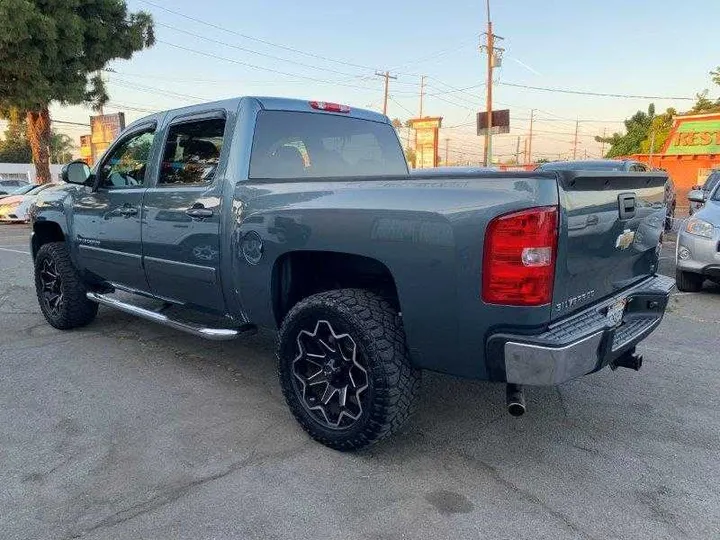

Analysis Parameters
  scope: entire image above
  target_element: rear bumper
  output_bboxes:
[486,274,675,386]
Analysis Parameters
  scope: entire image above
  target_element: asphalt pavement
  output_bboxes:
[1,224,718,540]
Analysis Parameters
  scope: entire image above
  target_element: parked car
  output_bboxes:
[676,181,720,291]
[31,97,674,450]
[536,160,676,231]
[0,183,61,223]
[0,178,29,196]
[0,183,39,201]
[688,169,720,216]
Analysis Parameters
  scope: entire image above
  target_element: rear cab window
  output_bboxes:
[249,111,408,180]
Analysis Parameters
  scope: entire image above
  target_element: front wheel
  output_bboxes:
[675,269,704,293]
[277,289,421,451]
[34,242,98,329]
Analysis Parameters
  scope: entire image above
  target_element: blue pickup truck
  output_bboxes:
[31,97,674,450]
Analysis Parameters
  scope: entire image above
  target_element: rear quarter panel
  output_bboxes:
[232,173,559,379]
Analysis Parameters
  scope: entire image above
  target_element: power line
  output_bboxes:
[137,0,381,72]
[154,40,425,95]
[53,119,89,127]
[155,21,420,86]
[497,82,695,101]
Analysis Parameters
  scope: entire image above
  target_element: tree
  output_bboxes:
[595,104,656,157]
[640,108,675,154]
[712,66,720,86]
[0,0,154,183]
[403,147,416,168]
[689,90,720,114]
[0,109,32,162]
[49,132,75,164]
[0,110,76,164]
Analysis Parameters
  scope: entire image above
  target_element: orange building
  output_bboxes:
[627,112,720,203]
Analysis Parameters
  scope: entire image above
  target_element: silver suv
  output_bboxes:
[676,180,720,291]
[689,170,720,216]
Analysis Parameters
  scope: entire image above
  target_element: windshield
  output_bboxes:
[249,111,408,179]
[710,176,720,201]
[538,161,626,171]
[704,171,720,193]
[7,184,37,196]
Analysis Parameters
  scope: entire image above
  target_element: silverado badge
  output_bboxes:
[615,229,635,250]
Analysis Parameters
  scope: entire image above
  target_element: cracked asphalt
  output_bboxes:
[1,224,719,540]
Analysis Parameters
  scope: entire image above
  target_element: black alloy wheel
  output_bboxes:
[277,289,420,451]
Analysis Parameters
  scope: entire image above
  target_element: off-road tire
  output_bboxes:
[34,242,98,329]
[277,289,421,451]
[675,269,704,293]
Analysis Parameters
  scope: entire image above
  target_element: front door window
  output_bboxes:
[98,130,155,189]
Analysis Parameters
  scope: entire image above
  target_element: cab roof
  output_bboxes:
[125,96,389,132]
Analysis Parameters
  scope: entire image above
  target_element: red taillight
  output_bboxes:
[309,101,350,113]
[482,206,558,306]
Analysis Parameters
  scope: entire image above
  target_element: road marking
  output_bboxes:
[0,247,30,255]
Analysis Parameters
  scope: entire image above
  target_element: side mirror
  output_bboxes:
[62,160,92,185]
[687,189,706,203]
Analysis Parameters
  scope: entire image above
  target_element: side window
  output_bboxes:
[158,118,225,186]
[98,129,155,189]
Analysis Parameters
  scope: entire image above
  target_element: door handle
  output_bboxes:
[118,206,138,216]
[186,206,213,219]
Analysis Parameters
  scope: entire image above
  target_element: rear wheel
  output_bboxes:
[34,242,98,329]
[675,269,704,292]
[277,289,420,451]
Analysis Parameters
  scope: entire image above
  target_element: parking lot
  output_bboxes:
[1,223,718,540]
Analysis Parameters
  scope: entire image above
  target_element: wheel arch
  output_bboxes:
[32,221,66,260]
[270,250,401,328]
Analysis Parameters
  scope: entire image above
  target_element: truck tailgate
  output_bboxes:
[552,171,667,320]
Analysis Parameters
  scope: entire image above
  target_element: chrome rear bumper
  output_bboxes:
[487,274,675,386]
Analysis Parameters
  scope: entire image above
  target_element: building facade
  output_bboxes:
[628,112,720,202]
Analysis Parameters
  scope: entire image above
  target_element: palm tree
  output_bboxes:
[49,132,75,164]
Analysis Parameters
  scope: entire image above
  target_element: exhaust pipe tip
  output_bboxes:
[507,401,526,417]
[506,383,526,417]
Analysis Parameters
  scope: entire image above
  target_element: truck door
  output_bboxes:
[72,124,157,292]
[141,112,227,312]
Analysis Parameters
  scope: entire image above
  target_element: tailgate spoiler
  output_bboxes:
[556,170,668,192]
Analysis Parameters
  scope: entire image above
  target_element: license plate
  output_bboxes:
[606,299,627,328]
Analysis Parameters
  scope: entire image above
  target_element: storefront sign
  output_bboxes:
[665,119,720,155]
[409,117,443,169]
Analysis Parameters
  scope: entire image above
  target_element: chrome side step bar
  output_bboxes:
[86,292,255,341]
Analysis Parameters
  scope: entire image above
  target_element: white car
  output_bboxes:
[0,183,61,223]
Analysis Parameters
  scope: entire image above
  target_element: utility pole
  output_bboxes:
[572,119,579,160]
[375,70,397,116]
[523,137,529,165]
[515,136,520,165]
[444,138,450,165]
[479,0,503,167]
[528,109,534,164]
[419,75,426,118]
[600,127,607,157]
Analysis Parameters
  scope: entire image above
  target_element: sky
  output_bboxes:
[48,0,720,164]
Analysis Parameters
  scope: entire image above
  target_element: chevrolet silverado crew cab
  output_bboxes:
[31,97,674,450]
